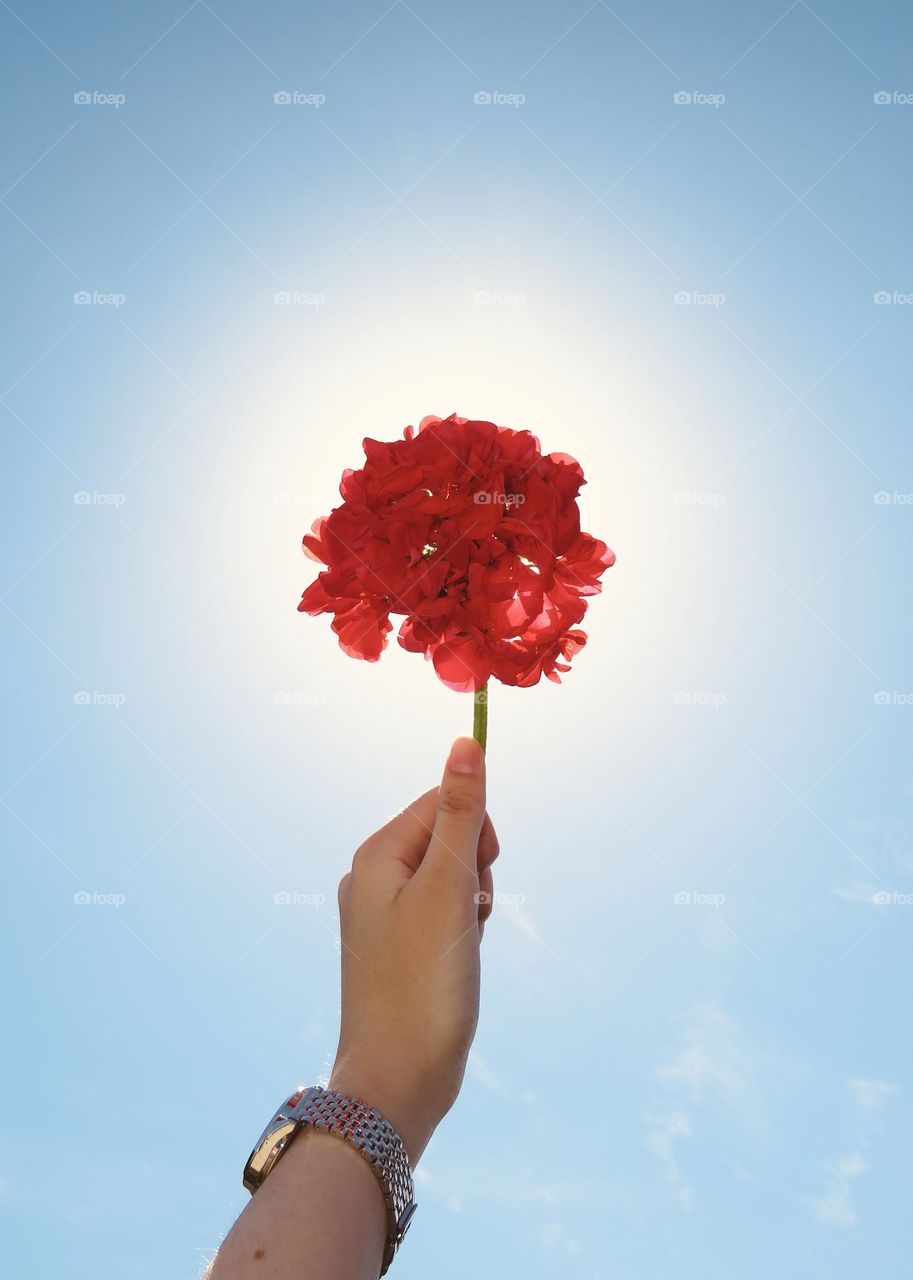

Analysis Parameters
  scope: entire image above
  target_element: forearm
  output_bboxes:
[208,738,495,1279]
[209,1125,387,1280]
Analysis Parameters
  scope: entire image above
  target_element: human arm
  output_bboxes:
[208,735,497,1279]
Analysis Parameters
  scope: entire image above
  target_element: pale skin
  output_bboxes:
[208,735,498,1279]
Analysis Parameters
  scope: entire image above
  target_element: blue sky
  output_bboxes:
[1,1,911,1276]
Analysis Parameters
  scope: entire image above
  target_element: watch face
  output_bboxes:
[243,1088,315,1194]
[244,1117,298,1191]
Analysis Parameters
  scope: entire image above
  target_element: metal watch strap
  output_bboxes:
[243,1085,417,1276]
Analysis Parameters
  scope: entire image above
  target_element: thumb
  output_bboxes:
[419,736,486,887]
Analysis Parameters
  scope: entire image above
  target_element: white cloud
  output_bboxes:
[645,1004,751,1209]
[812,1152,866,1227]
[536,1221,583,1256]
[848,1078,897,1110]
[847,815,913,875]
[466,1050,506,1096]
[645,1109,693,1208]
[809,1076,897,1227]
[413,1165,620,1211]
[655,1004,746,1094]
[830,882,881,906]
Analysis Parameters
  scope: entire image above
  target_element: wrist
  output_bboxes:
[328,1057,443,1165]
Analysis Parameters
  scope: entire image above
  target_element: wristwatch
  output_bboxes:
[243,1085,417,1275]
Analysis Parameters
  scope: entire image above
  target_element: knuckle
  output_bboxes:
[351,841,375,874]
[438,784,482,819]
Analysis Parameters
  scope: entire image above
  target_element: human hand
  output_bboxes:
[329,735,499,1163]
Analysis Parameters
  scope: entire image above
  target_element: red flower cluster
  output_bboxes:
[298,414,614,693]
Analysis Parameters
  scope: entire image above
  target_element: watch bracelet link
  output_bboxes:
[243,1085,417,1275]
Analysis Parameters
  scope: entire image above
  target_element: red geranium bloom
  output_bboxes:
[298,414,614,693]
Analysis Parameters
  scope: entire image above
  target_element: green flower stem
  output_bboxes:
[472,683,488,752]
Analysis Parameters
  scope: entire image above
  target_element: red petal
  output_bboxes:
[431,634,490,693]
[298,576,336,614]
[332,601,391,661]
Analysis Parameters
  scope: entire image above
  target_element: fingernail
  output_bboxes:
[448,736,483,775]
